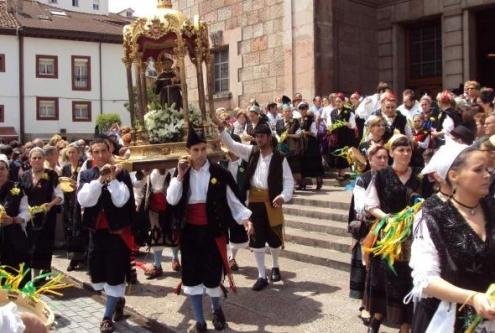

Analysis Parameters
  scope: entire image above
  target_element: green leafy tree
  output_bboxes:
[95,113,121,134]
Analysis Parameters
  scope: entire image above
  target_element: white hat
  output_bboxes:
[421,142,469,180]
[0,154,9,169]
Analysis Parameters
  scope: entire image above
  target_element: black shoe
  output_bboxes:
[113,297,125,322]
[188,321,207,333]
[100,318,114,333]
[270,267,281,282]
[316,178,323,190]
[252,277,268,291]
[212,307,226,330]
[367,318,381,333]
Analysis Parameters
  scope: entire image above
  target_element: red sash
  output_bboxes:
[150,192,167,212]
[95,211,134,251]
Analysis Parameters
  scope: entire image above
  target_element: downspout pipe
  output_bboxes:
[17,27,25,142]
[99,41,103,115]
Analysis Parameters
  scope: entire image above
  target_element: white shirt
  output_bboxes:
[397,100,421,121]
[77,178,130,208]
[150,169,167,193]
[166,160,251,224]
[355,94,380,120]
[267,112,282,131]
[220,130,295,203]
[227,158,242,179]
[320,106,334,126]
[130,171,146,208]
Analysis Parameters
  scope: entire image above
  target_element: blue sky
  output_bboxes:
[109,0,156,16]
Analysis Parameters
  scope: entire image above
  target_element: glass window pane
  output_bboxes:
[408,21,442,79]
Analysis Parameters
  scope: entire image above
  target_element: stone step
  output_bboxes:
[291,187,351,210]
[284,227,352,253]
[283,204,348,222]
[280,241,351,272]
[284,214,348,236]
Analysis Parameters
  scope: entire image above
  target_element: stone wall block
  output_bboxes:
[243,25,254,39]
[243,79,263,94]
[251,36,268,51]
[442,0,461,7]
[444,45,463,61]
[379,56,393,70]
[217,6,232,21]
[443,30,462,46]
[252,23,264,37]
[243,52,260,66]
[259,48,274,64]
[443,14,462,32]
[378,29,392,44]
[445,59,463,74]
[262,78,277,92]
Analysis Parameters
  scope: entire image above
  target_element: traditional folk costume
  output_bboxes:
[410,198,495,333]
[347,171,374,301]
[61,161,87,271]
[0,177,30,273]
[329,106,357,170]
[77,166,135,329]
[219,134,250,271]
[167,129,252,333]
[275,117,302,175]
[142,169,180,278]
[373,110,411,142]
[301,112,324,177]
[365,166,427,328]
[20,168,63,273]
[220,124,294,291]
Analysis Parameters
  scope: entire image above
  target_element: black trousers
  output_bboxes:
[180,224,223,288]
[89,229,130,286]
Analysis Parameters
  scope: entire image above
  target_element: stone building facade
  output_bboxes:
[173,0,495,110]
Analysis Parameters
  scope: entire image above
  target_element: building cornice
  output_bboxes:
[20,27,123,44]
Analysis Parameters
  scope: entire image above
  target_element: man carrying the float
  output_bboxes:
[218,122,294,291]
[77,137,135,333]
[219,133,250,271]
[166,129,253,333]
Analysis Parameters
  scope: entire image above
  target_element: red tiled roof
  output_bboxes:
[0,1,20,30]
[0,0,133,40]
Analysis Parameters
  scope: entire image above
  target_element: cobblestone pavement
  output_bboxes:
[51,250,397,333]
[45,286,153,333]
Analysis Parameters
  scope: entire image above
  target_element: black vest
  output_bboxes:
[245,146,283,202]
[79,167,135,231]
[171,161,242,236]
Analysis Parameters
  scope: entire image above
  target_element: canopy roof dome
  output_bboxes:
[122,0,209,64]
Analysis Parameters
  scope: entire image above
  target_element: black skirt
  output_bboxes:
[368,255,413,326]
[27,210,57,270]
[349,242,366,299]
[301,136,323,177]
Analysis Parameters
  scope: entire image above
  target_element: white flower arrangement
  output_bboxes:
[144,104,202,143]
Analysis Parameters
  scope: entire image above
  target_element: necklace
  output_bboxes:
[437,191,451,201]
[452,197,480,216]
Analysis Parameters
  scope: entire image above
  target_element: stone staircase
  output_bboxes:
[282,178,353,271]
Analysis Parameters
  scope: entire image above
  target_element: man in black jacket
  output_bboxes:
[77,138,135,333]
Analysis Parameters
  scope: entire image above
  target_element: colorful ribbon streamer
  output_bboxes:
[364,200,424,274]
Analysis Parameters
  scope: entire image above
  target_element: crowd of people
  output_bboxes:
[0,79,494,332]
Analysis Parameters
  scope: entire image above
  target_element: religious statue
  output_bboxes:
[153,55,183,110]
